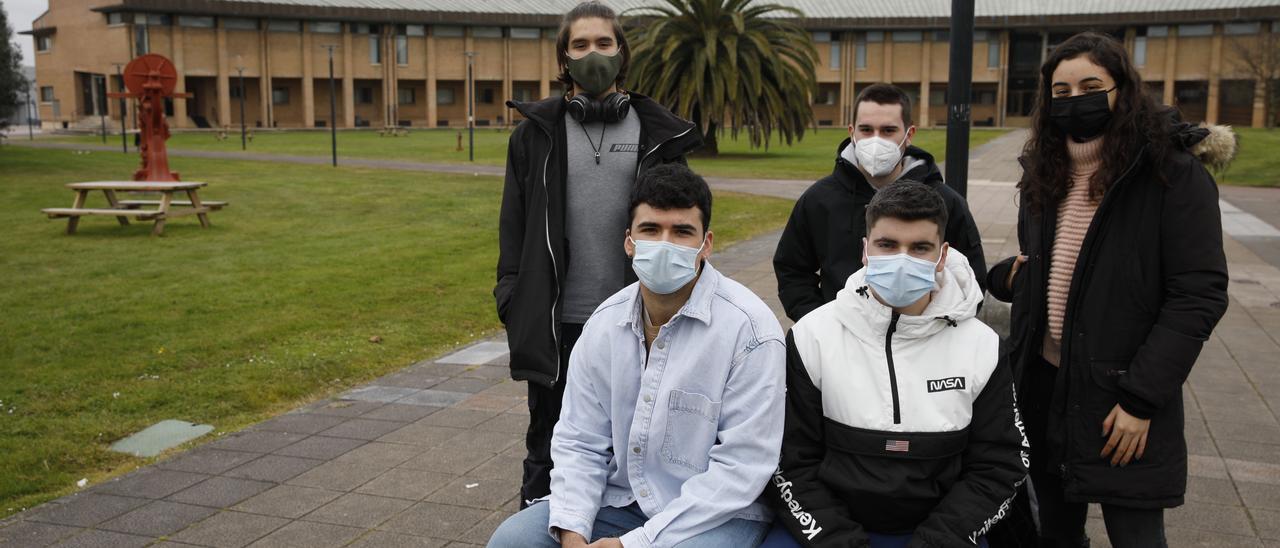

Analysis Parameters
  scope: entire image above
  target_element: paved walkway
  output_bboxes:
[4,130,1280,547]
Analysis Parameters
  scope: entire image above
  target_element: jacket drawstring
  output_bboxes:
[935,315,958,327]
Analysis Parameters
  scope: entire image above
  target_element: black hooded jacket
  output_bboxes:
[773,139,987,322]
[495,93,702,387]
[986,117,1232,508]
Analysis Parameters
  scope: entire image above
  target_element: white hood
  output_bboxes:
[833,248,985,344]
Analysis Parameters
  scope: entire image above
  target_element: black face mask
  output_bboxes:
[1050,89,1114,141]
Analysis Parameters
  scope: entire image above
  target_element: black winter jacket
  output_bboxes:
[986,120,1232,508]
[495,93,701,387]
[773,139,987,322]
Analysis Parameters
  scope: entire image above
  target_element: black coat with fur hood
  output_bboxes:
[986,120,1234,508]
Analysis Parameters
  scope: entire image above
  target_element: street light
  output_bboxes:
[113,62,127,153]
[236,56,247,151]
[944,0,976,198]
[25,87,34,141]
[98,75,108,144]
[322,44,339,167]
[464,50,476,162]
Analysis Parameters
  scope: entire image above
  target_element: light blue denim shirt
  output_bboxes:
[547,262,786,548]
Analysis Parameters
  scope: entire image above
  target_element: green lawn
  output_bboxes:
[0,146,795,518]
[1218,128,1280,187]
[47,127,1010,182]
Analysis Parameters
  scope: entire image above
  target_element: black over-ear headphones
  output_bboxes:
[567,91,631,124]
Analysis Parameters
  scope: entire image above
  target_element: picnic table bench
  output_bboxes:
[42,181,227,236]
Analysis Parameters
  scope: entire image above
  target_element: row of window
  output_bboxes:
[228,85,514,106]
[105,12,544,39]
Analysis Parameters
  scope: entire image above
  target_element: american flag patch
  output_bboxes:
[885,440,910,452]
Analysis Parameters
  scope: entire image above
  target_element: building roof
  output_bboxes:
[95,0,1280,28]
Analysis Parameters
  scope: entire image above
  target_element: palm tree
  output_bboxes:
[625,0,819,156]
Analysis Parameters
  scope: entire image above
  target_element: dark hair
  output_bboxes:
[556,2,630,91]
[1021,31,1172,213]
[854,83,913,128]
[629,164,713,232]
[865,180,947,238]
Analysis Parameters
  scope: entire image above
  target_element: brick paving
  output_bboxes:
[4,130,1280,546]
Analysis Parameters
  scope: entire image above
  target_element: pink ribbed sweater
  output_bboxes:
[1043,137,1105,367]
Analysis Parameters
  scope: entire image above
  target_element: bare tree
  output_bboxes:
[1229,27,1280,128]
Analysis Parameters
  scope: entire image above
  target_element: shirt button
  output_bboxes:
[632,446,641,455]
[639,489,650,498]
[657,341,666,350]
[643,394,652,403]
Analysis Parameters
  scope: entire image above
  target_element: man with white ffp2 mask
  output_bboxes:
[773,83,987,323]
[488,163,785,548]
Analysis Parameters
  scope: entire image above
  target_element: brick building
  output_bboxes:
[21,0,1280,131]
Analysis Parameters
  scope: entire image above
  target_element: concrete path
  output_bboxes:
[4,129,1280,547]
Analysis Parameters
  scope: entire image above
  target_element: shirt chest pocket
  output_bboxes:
[660,389,722,473]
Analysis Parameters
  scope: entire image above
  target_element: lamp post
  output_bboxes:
[98,75,108,144]
[323,44,339,167]
[944,0,976,198]
[236,62,247,151]
[464,50,476,162]
[25,88,34,141]
[113,62,127,153]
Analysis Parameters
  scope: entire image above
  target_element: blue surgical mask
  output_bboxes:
[864,243,942,308]
[630,236,705,295]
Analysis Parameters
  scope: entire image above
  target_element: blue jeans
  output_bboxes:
[487,501,770,548]
[757,522,989,548]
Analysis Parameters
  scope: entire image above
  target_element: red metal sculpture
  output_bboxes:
[109,54,190,182]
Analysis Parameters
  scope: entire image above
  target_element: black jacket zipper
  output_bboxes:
[886,312,902,424]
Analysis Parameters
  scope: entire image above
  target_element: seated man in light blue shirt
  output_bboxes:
[487,163,786,548]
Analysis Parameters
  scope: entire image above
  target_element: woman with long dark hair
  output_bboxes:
[987,32,1233,547]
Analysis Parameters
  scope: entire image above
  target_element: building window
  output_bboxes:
[396,35,408,65]
[358,87,375,104]
[1225,22,1261,36]
[1178,24,1213,37]
[36,35,52,52]
[267,19,299,32]
[510,27,539,40]
[107,12,127,26]
[147,14,170,26]
[40,86,55,102]
[974,30,989,41]
[866,31,884,43]
[933,30,950,42]
[406,24,426,37]
[351,23,379,34]
[225,17,258,30]
[812,31,832,42]
[988,36,1000,69]
[482,88,495,104]
[830,41,841,70]
[134,25,149,55]
[856,33,867,70]
[433,25,464,38]
[437,88,455,105]
[891,30,922,42]
[514,87,534,102]
[311,22,341,34]
[472,26,502,39]
[1134,36,1147,66]
[370,35,382,64]
[178,15,214,28]
[1147,25,1168,37]
[272,87,289,105]
[399,87,416,105]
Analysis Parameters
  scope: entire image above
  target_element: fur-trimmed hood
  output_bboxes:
[1167,109,1238,171]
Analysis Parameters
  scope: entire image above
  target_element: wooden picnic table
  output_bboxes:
[42,181,227,236]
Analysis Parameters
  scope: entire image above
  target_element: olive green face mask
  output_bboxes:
[566,51,622,97]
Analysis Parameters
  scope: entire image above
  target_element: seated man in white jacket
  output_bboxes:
[761,180,1029,548]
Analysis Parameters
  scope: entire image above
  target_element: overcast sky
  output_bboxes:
[5,0,46,67]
